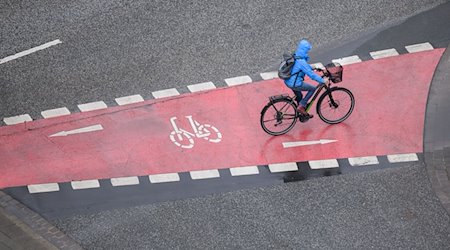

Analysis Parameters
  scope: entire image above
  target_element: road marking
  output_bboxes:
[387,153,419,163]
[260,72,278,80]
[311,62,325,69]
[0,39,62,65]
[369,48,399,59]
[71,179,100,190]
[27,183,59,193]
[49,124,103,137]
[405,42,434,53]
[332,55,362,65]
[115,95,144,105]
[225,75,252,86]
[230,166,259,176]
[78,101,107,112]
[187,82,216,92]
[149,173,180,183]
[111,176,139,186]
[348,156,379,166]
[190,169,220,180]
[41,107,70,118]
[268,162,298,173]
[3,114,32,125]
[283,139,337,148]
[152,88,180,99]
[309,159,339,169]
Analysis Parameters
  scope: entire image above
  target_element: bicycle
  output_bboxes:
[260,63,355,136]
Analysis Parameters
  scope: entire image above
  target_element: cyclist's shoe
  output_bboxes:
[298,106,314,118]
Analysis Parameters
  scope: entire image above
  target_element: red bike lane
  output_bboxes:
[0,49,444,188]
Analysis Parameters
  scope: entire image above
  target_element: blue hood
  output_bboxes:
[295,39,312,60]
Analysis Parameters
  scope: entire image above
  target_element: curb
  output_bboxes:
[424,42,450,213]
[0,191,82,249]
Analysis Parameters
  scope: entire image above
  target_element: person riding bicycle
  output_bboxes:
[284,39,329,118]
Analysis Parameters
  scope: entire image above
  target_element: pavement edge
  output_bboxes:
[424,42,450,213]
[0,191,82,249]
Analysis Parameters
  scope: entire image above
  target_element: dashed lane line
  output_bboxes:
[370,48,399,59]
[3,114,32,125]
[151,88,180,99]
[405,42,434,53]
[111,176,140,187]
[332,55,362,65]
[41,107,71,119]
[27,183,59,194]
[0,39,62,65]
[190,169,220,180]
[268,162,298,173]
[348,156,379,166]
[387,153,419,163]
[77,101,108,112]
[309,159,339,169]
[149,173,181,183]
[115,94,144,106]
[70,180,100,190]
[229,166,259,176]
[224,75,252,86]
[260,72,278,80]
[187,82,216,92]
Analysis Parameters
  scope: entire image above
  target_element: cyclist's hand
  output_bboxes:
[322,77,330,85]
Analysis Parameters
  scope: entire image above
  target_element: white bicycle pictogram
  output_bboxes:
[169,115,222,149]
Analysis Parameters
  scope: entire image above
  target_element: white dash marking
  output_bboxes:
[311,62,325,69]
[348,156,379,166]
[3,114,32,125]
[230,166,259,176]
[190,169,220,180]
[78,101,107,112]
[115,95,144,105]
[152,88,180,99]
[187,82,216,92]
[405,42,434,53]
[149,173,180,183]
[111,176,139,186]
[260,72,279,80]
[225,75,252,86]
[309,159,339,169]
[0,39,62,65]
[27,183,60,194]
[41,107,70,118]
[268,162,298,173]
[387,153,419,163]
[369,48,399,59]
[71,179,100,190]
[332,55,362,65]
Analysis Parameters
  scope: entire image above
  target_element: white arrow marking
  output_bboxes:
[282,139,338,148]
[49,124,103,137]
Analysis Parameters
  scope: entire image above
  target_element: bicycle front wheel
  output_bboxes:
[317,87,355,124]
[260,99,298,136]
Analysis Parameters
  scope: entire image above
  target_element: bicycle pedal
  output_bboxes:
[299,115,309,123]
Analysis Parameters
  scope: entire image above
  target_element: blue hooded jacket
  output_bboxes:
[284,40,325,88]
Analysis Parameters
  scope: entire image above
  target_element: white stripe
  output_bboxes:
[309,159,339,169]
[187,82,216,92]
[111,176,139,186]
[190,169,220,180]
[230,166,259,176]
[152,88,180,99]
[0,39,62,65]
[225,75,252,86]
[149,173,180,183]
[260,72,278,80]
[369,48,399,59]
[405,42,434,53]
[41,107,70,118]
[268,162,298,173]
[310,62,325,69]
[3,114,33,125]
[27,183,59,193]
[71,179,100,190]
[332,55,362,65]
[387,153,419,163]
[78,101,107,112]
[115,95,144,105]
[348,156,379,166]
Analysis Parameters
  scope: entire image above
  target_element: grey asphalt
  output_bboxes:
[53,164,450,249]
[0,0,447,120]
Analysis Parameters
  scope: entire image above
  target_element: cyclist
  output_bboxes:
[284,39,329,118]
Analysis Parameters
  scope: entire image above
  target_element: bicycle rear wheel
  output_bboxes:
[316,87,355,124]
[260,99,298,135]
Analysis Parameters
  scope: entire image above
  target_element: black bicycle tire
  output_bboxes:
[260,99,298,136]
[316,87,355,124]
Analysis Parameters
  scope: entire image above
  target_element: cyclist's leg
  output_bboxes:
[291,88,303,106]
[298,83,316,107]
